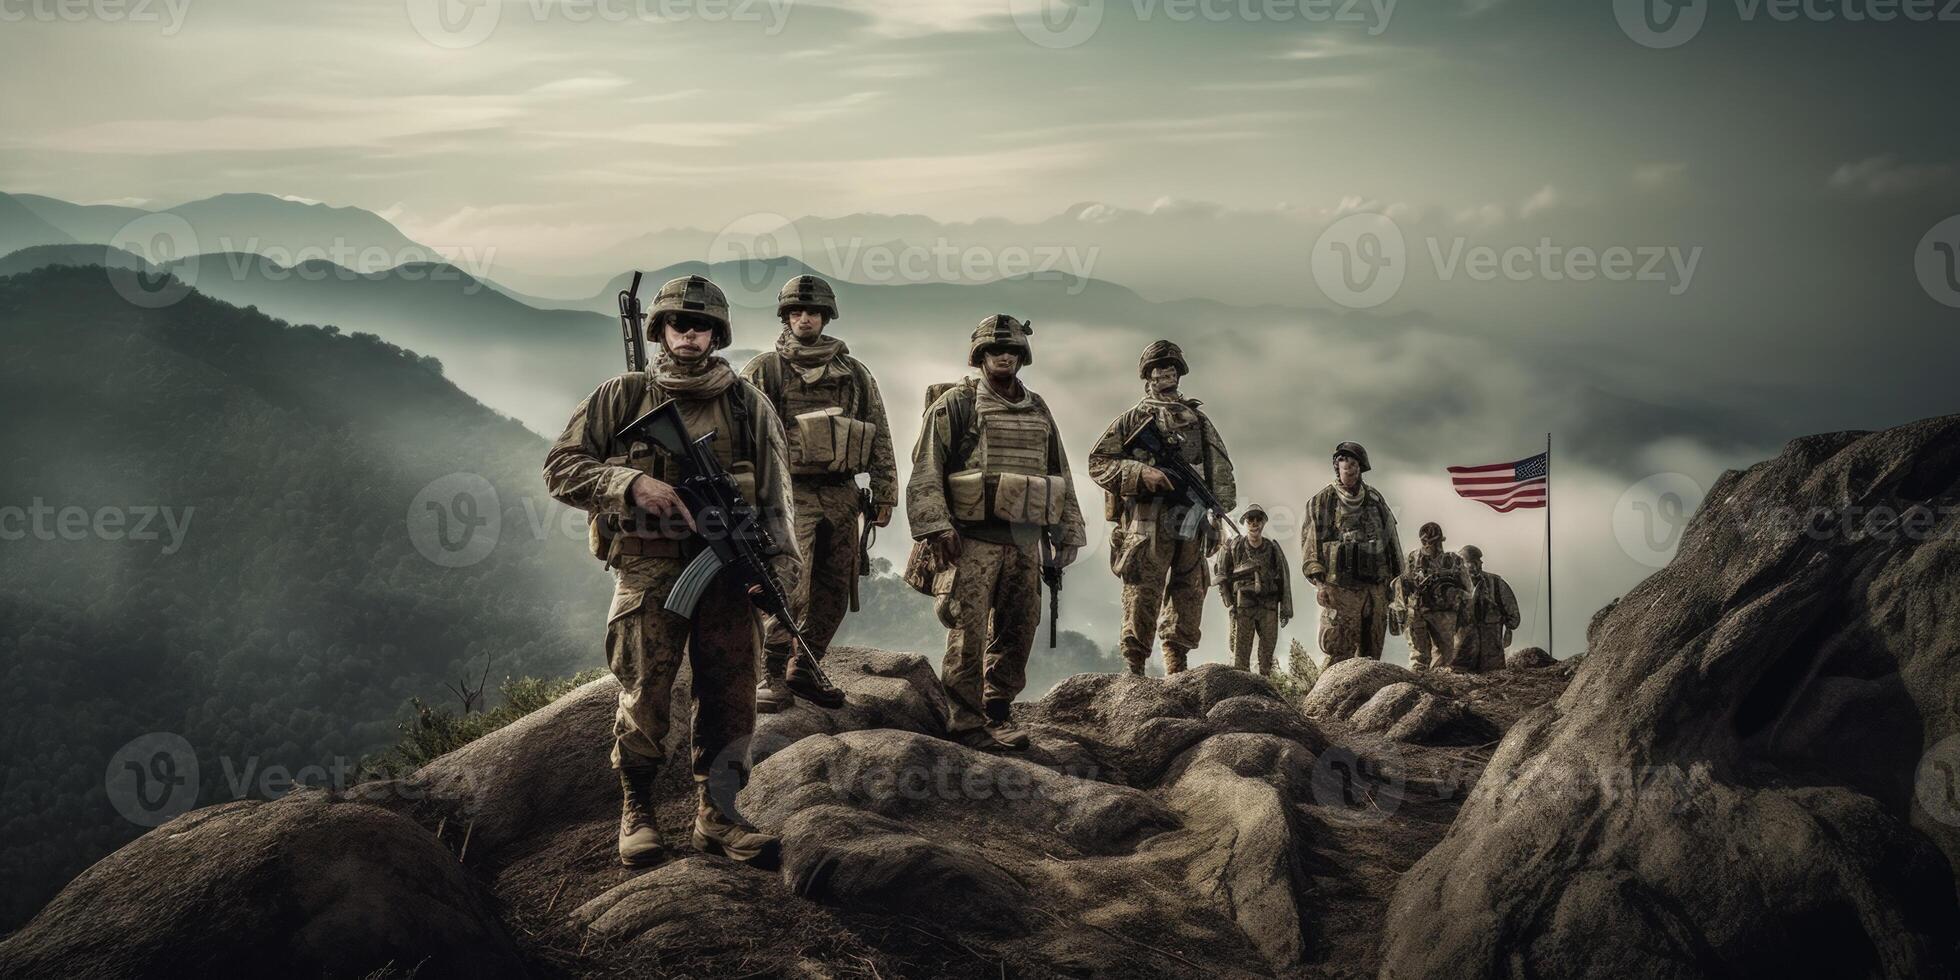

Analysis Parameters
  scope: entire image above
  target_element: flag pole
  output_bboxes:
[1545,432,1553,658]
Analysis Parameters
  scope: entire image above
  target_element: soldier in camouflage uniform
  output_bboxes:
[1213,503,1292,676]
[543,274,798,868]
[1390,522,1471,671]
[1299,442,1403,665]
[1454,544,1521,673]
[907,314,1086,751]
[1088,340,1236,675]
[741,275,896,713]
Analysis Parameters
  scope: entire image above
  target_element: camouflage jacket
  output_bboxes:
[740,348,899,507]
[1214,535,1293,618]
[542,370,800,596]
[1087,395,1237,527]
[1299,481,1403,588]
[905,377,1087,550]
[1464,570,1521,629]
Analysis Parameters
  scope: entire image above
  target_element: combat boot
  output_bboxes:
[1163,645,1189,675]
[692,792,781,867]
[755,653,794,714]
[1124,652,1148,676]
[982,701,1030,751]
[617,766,664,868]
[785,650,846,709]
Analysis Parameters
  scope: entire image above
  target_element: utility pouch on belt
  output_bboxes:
[991,473,1061,525]
[793,408,878,473]
[948,469,987,522]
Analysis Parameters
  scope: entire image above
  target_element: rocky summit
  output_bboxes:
[3,415,1956,979]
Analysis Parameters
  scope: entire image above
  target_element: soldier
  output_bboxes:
[1213,503,1292,676]
[1299,442,1403,664]
[1455,544,1521,673]
[1088,340,1236,676]
[906,314,1086,751]
[1390,522,1471,671]
[543,274,801,868]
[741,275,895,713]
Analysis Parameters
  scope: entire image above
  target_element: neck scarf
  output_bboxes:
[775,330,850,384]
[652,349,737,399]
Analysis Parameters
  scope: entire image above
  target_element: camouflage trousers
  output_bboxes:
[604,557,760,794]
[1454,623,1508,674]
[1318,582,1389,664]
[938,538,1041,737]
[1228,604,1280,675]
[1408,610,1460,671]
[1115,524,1209,670]
[762,480,863,670]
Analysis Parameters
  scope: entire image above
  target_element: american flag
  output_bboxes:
[1448,452,1548,513]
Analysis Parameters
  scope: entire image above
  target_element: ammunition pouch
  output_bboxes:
[947,469,1065,526]
[1322,534,1388,586]
[792,408,877,474]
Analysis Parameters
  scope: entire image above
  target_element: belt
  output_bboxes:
[792,471,860,487]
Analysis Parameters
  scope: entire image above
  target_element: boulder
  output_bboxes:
[1348,682,1466,742]
[1382,416,1960,979]
[0,792,521,980]
[1302,658,1418,721]
[1506,646,1555,669]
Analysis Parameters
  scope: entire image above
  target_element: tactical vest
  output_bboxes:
[1226,537,1283,603]
[590,374,758,566]
[1106,400,1216,525]
[756,352,878,477]
[931,379,1066,526]
[1405,549,1466,612]
[1313,485,1391,586]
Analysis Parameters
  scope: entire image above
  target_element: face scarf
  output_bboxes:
[774,329,849,384]
[651,347,737,398]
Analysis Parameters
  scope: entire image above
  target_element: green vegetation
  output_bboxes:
[360,669,608,779]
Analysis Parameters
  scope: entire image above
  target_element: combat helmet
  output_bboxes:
[1418,521,1444,543]
[777,274,839,321]
[1138,339,1189,379]
[651,275,732,349]
[1460,544,1484,563]
[1332,441,1371,472]
[969,313,1034,367]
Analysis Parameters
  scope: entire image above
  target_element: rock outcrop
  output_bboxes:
[9,416,1955,980]
[1382,416,1960,979]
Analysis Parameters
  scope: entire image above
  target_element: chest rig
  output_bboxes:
[762,354,878,478]
[943,380,1066,526]
[591,376,757,566]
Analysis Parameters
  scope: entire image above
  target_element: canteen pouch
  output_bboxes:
[948,469,987,522]
[794,407,843,467]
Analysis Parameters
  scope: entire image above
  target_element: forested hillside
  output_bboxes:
[0,265,611,929]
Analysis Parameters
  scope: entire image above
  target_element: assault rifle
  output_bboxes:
[1121,415,1242,540]
[618,271,647,373]
[1040,534,1063,648]
[615,400,842,707]
[850,485,876,613]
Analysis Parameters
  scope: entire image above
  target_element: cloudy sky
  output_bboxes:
[4,0,1956,664]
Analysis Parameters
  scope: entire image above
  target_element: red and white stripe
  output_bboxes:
[1447,455,1548,513]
